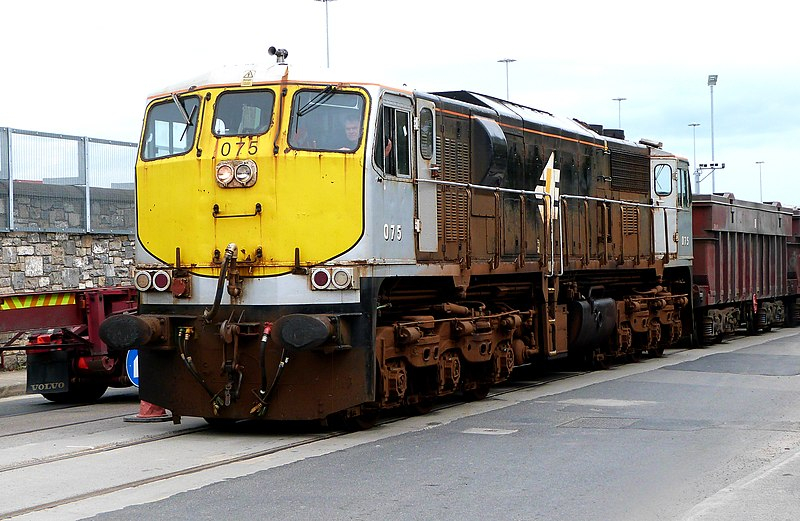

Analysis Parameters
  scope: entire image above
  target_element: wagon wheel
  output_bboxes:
[745,309,759,336]
[786,301,798,328]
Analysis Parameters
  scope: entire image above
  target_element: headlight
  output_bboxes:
[215,160,257,188]
[216,163,234,186]
[235,161,255,184]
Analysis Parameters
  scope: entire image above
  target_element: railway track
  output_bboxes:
[0,367,592,520]
[4,339,756,521]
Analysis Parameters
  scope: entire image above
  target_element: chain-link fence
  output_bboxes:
[0,128,136,234]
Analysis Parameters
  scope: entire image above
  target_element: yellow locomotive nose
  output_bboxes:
[136,86,368,277]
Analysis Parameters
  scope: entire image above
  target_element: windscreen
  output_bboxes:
[288,90,365,152]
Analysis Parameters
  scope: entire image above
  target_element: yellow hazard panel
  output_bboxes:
[0,293,76,310]
[136,85,368,277]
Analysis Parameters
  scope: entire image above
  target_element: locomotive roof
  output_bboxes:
[147,61,403,100]
[435,90,602,141]
[147,62,666,156]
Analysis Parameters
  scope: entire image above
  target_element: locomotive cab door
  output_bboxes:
[675,161,693,260]
[652,159,679,259]
[414,96,439,252]
[372,93,416,263]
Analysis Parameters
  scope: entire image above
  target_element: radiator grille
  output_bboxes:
[622,206,639,236]
[437,138,470,241]
[610,146,650,194]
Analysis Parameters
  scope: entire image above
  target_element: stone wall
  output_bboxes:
[0,231,134,369]
[1,232,134,293]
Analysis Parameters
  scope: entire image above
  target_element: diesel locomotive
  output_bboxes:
[100,48,717,427]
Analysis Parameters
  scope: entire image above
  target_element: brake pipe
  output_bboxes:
[203,243,237,323]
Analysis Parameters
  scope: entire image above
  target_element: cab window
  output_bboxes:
[374,105,411,177]
[654,163,672,196]
[677,167,692,208]
[213,90,274,136]
[419,107,434,160]
[141,95,200,160]
[287,90,365,152]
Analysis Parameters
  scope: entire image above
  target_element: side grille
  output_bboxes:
[610,146,649,194]
[622,206,639,236]
[437,138,470,241]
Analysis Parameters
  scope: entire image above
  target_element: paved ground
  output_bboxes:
[0,369,26,398]
[6,333,800,521]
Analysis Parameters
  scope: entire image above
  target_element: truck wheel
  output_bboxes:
[42,384,108,404]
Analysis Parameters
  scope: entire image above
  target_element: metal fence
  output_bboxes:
[0,127,136,234]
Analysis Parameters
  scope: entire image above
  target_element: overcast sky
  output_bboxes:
[2,0,798,205]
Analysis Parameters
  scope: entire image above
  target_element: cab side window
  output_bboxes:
[677,167,692,208]
[419,107,434,160]
[654,163,672,196]
[374,105,411,177]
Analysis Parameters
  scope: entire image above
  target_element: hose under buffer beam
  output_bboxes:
[203,243,238,324]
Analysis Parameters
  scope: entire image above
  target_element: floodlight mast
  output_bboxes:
[708,74,718,192]
[689,123,700,193]
[498,58,516,99]
[613,98,626,128]
[315,0,337,68]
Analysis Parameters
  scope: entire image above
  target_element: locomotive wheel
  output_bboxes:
[329,408,380,431]
[204,417,240,429]
[648,347,665,358]
[343,411,379,431]
[463,383,491,402]
[42,384,108,404]
[407,397,434,416]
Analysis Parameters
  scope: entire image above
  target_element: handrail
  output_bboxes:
[415,181,680,278]
[583,199,590,266]
[493,192,502,269]
[416,178,553,276]
[559,195,678,268]
[635,207,641,264]
[602,201,609,265]
[518,194,526,268]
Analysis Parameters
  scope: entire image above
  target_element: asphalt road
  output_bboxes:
[4,330,800,520]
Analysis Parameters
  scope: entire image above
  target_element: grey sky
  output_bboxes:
[2,0,797,204]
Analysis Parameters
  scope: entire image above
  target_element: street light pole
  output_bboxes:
[315,0,336,68]
[708,75,718,192]
[756,161,765,202]
[689,123,700,193]
[612,97,626,128]
[497,58,516,99]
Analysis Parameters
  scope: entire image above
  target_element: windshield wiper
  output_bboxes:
[296,85,336,117]
[171,93,191,125]
[171,93,195,141]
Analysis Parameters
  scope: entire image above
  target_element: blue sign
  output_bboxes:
[126,349,139,388]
